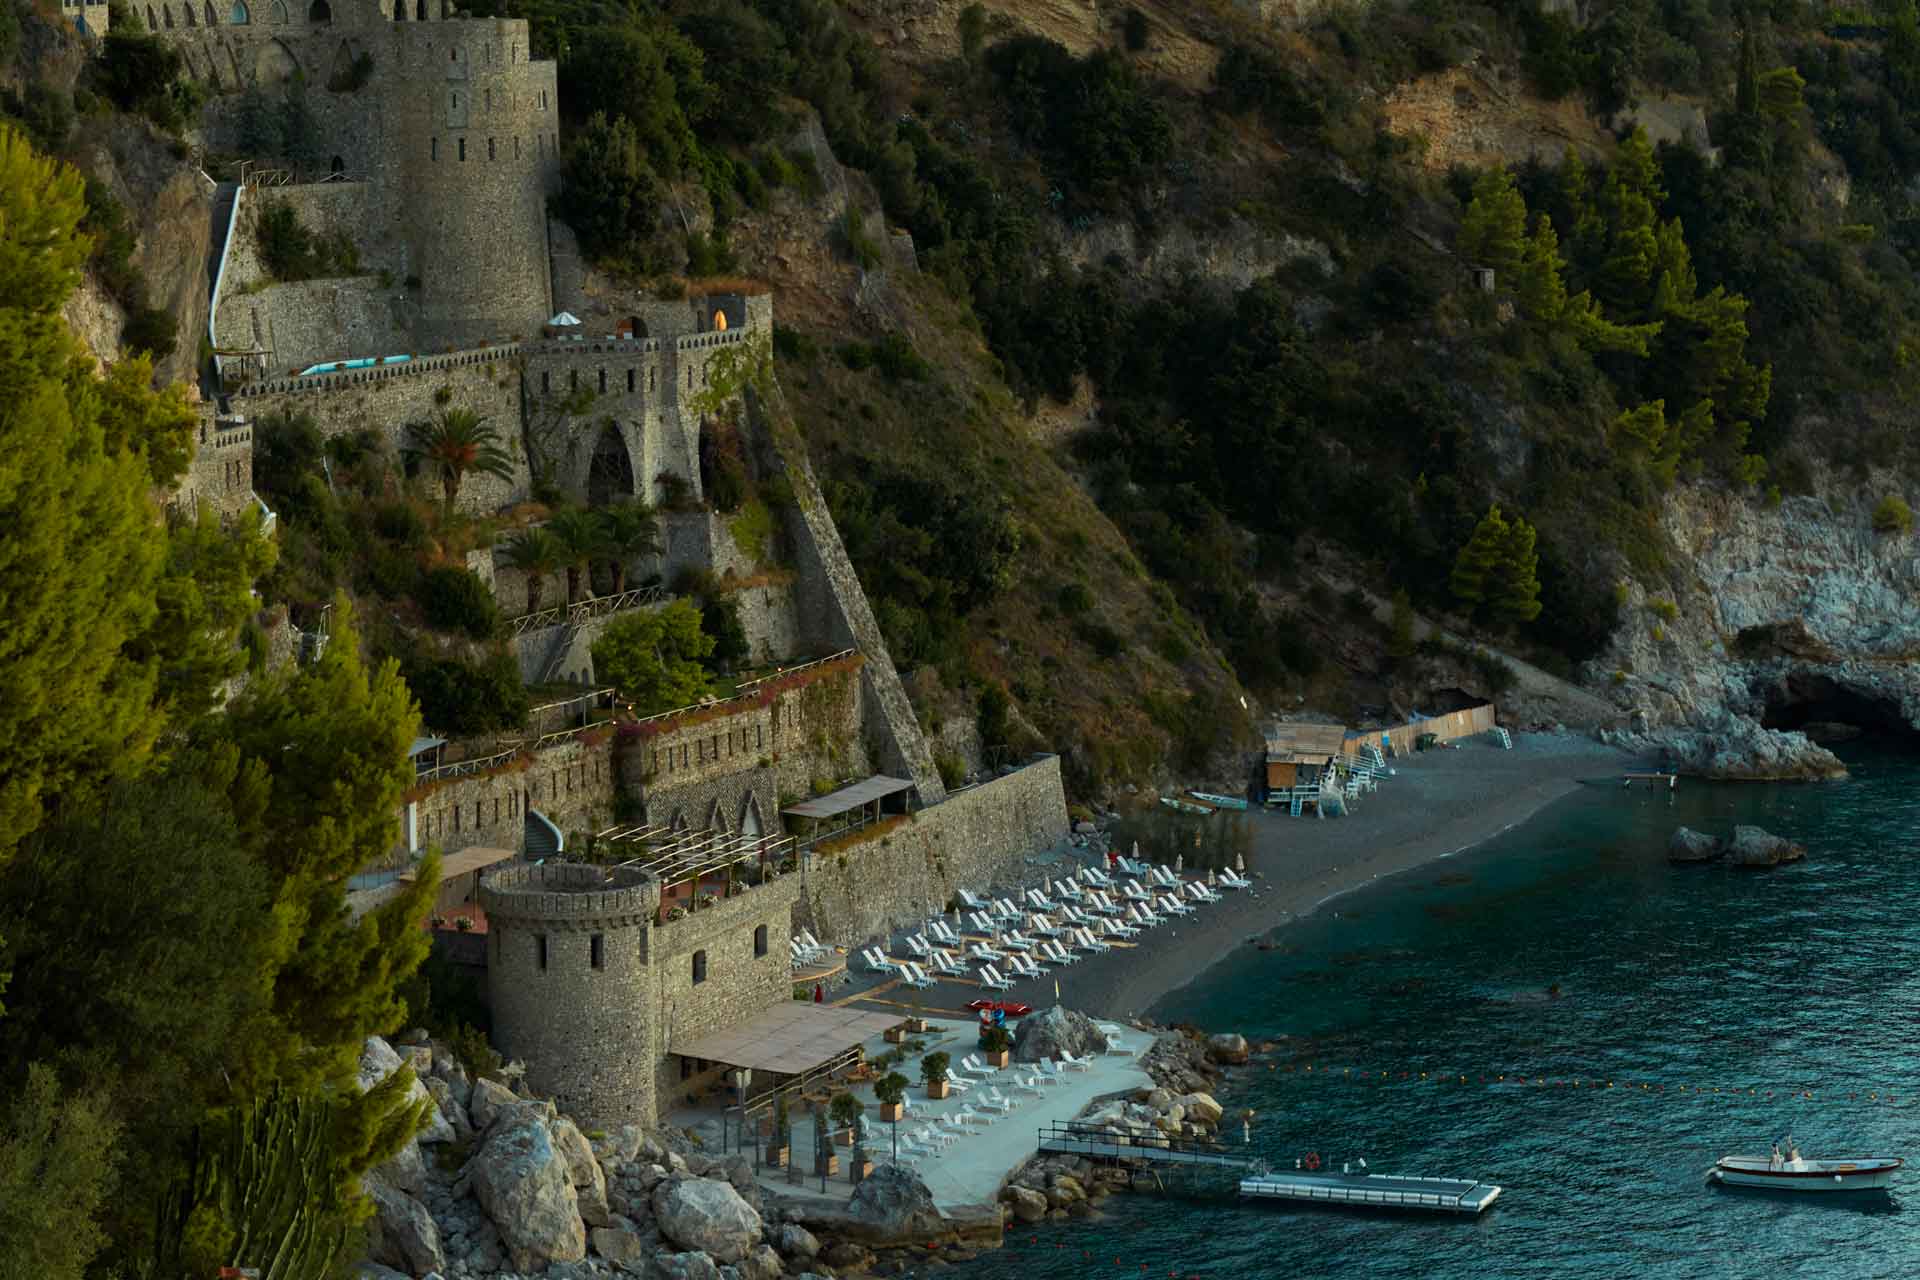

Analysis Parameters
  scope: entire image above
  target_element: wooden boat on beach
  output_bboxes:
[1709,1153,1903,1192]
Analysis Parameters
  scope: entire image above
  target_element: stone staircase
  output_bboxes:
[525,809,562,859]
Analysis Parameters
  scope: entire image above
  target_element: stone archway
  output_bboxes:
[740,794,764,839]
[707,799,728,832]
[586,419,636,508]
[255,37,299,85]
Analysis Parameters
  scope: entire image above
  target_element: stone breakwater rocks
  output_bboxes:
[1011,1006,1109,1064]
[357,1033,980,1280]
[999,1025,1244,1226]
[1602,713,1847,782]
[1666,824,1808,868]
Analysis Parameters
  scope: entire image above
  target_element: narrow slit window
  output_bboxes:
[591,933,605,970]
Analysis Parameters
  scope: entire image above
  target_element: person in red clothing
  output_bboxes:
[813,982,823,1003]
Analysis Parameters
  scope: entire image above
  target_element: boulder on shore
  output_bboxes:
[1667,827,1722,864]
[463,1117,587,1271]
[1012,1006,1110,1064]
[1003,1184,1048,1223]
[362,1177,445,1277]
[357,1037,455,1144]
[1725,825,1807,869]
[650,1176,763,1263]
[1207,1033,1250,1065]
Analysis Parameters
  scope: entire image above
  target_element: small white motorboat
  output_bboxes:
[1710,1145,1903,1193]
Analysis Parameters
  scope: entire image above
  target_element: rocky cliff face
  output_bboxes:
[1593,477,1920,778]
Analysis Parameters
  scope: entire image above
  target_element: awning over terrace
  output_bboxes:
[670,1003,903,1075]
[780,775,915,821]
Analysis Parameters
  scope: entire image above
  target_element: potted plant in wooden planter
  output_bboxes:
[813,1107,839,1177]
[829,1091,862,1148]
[921,1051,951,1101]
[980,1026,1012,1070]
[874,1072,909,1123]
[906,988,930,1035]
[884,1022,908,1045]
[765,1096,791,1168]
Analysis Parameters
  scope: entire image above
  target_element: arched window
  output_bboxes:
[590,933,605,970]
[457,137,465,161]
[143,4,154,27]
[229,0,249,23]
[691,950,707,985]
[307,0,328,21]
[449,46,456,62]
[269,0,285,20]
[415,0,425,18]
[330,155,344,175]
[205,0,216,21]
[184,4,195,26]
[393,0,403,16]
[430,137,437,160]
[162,4,172,28]
[754,925,768,958]
[488,137,496,161]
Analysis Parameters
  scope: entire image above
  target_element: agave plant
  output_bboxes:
[404,408,514,510]
[499,526,566,615]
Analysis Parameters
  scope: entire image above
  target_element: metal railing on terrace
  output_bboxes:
[507,586,668,636]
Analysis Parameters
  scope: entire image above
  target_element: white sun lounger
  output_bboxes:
[977,1088,1015,1115]
[959,889,991,910]
[1159,894,1197,917]
[1074,927,1112,953]
[967,911,1001,935]
[993,898,1021,919]
[1102,918,1139,940]
[968,943,1003,963]
[961,1053,998,1077]
[932,950,967,976]
[941,1069,972,1094]
[1041,940,1077,966]
[1028,914,1063,937]
[1121,881,1151,902]
[1001,930,1036,951]
[1011,1075,1045,1098]
[978,965,1013,991]
[1150,865,1178,888]
[902,962,936,988]
[1057,1050,1094,1072]
[1089,892,1124,916]
[1220,869,1252,889]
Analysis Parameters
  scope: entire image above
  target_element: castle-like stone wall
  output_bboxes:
[649,876,800,1112]
[793,755,1068,946]
[482,863,660,1128]
[174,411,258,519]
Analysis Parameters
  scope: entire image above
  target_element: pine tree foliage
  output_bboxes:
[1490,513,1543,625]
[1458,165,1528,278]
[0,124,170,859]
[0,1066,119,1280]
[591,598,717,711]
[1449,505,1510,606]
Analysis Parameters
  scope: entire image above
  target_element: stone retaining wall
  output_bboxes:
[794,755,1068,946]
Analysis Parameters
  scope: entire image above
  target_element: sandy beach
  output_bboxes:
[837,732,1647,1025]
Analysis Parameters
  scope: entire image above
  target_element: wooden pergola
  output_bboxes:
[594,822,797,919]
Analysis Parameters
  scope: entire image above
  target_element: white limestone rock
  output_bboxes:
[359,1036,455,1145]
[650,1177,763,1264]
[363,1176,447,1277]
[464,1117,587,1272]
[551,1116,613,1227]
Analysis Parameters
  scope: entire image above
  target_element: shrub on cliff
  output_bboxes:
[556,112,666,274]
[592,599,716,713]
[419,565,501,641]
[1872,494,1913,535]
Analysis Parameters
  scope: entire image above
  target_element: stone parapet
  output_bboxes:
[479,862,659,931]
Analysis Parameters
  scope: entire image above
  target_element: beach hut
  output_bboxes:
[1264,722,1350,794]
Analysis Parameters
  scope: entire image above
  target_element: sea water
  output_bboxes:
[954,749,1920,1279]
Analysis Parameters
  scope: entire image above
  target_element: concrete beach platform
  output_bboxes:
[1239,1170,1504,1214]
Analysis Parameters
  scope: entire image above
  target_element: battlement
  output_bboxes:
[479,862,659,930]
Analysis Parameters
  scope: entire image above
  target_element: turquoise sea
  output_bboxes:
[955,748,1920,1280]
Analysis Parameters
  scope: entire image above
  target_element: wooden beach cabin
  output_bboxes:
[1264,722,1350,811]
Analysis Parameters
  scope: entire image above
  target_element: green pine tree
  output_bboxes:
[1516,213,1569,321]
[1458,166,1529,279]
[590,598,718,712]
[1490,514,1544,625]
[1736,24,1760,117]
[1450,506,1510,607]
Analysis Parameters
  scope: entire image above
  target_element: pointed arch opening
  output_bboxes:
[307,0,329,20]
[228,0,249,24]
[707,799,728,832]
[416,0,426,17]
[586,420,635,508]
[206,0,216,22]
[740,794,764,841]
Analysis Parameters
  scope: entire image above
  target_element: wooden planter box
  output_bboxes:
[878,1102,904,1122]
[835,1129,855,1147]
[985,1050,1010,1069]
[849,1156,874,1183]
[817,1153,840,1177]
[925,1079,950,1100]
[884,1026,908,1044]
[906,1017,931,1034]
[765,1144,789,1168]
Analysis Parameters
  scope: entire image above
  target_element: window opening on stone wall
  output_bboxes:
[307,0,328,20]
[648,368,655,392]
[162,4,172,28]
[431,137,437,161]
[451,91,457,110]
[540,369,548,392]
[330,155,344,176]
[627,368,634,393]
[229,0,248,23]
[541,89,548,110]
[207,0,217,21]
[754,925,768,958]
[393,0,402,16]
[450,46,457,61]
[691,950,707,985]
[416,0,426,15]
[536,934,548,970]
[458,137,466,161]
[145,4,154,26]
[591,933,604,970]
[485,88,491,110]
[598,368,606,393]
[488,137,496,161]
[514,136,520,159]
[185,5,195,25]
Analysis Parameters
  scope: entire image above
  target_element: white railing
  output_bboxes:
[508,586,668,637]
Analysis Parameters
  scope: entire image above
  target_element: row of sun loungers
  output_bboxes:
[815,860,1254,991]
[893,1049,1106,1162]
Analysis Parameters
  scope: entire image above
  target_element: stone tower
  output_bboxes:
[479,862,659,1129]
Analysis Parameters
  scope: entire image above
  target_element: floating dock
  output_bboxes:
[1622,771,1678,789]
[1238,1170,1504,1215]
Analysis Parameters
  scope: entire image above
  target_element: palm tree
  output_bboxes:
[596,500,663,594]
[499,527,566,616]
[404,408,515,510]
[546,508,606,606]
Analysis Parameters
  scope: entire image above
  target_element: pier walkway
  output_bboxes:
[1240,1170,1503,1214]
[1036,1122,1266,1173]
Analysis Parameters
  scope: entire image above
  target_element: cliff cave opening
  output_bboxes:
[1756,672,1920,747]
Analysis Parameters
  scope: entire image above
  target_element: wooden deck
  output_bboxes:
[1622,771,1678,789]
